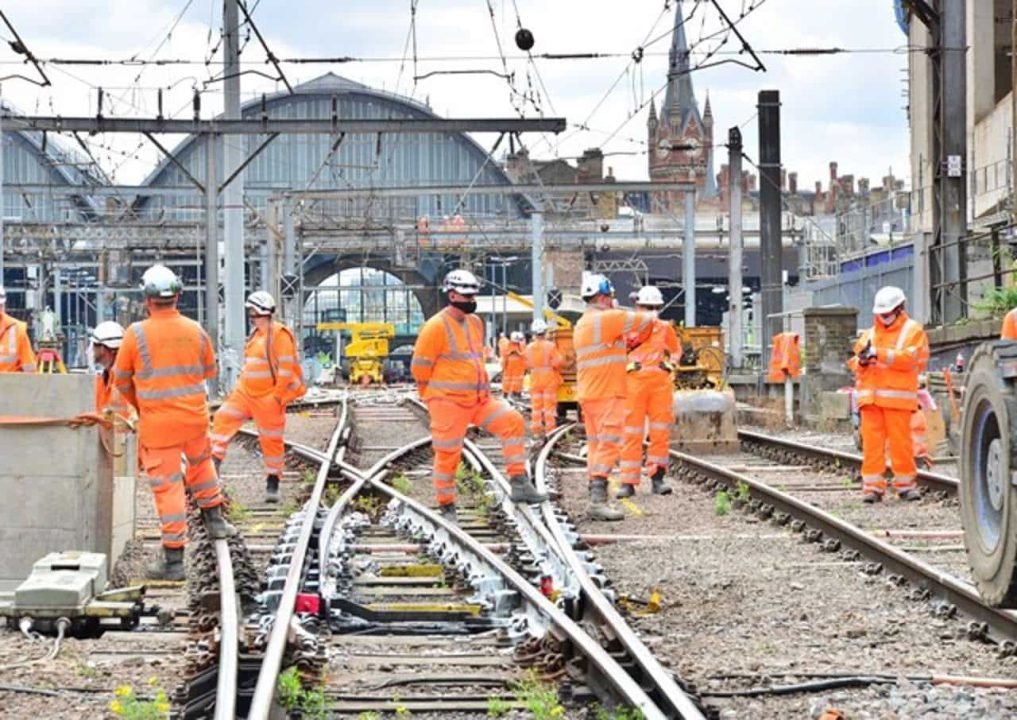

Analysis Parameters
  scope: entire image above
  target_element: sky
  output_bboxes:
[0,0,912,190]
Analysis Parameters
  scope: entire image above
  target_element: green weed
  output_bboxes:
[303,469,317,486]
[714,490,731,516]
[594,706,646,720]
[358,713,380,720]
[391,473,413,495]
[735,481,750,502]
[512,671,564,720]
[975,284,1017,317]
[487,697,512,717]
[109,679,170,719]
[277,666,328,719]
[226,499,251,524]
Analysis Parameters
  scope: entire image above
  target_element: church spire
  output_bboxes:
[662,0,698,130]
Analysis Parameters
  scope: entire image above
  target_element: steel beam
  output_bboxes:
[0,115,567,135]
[222,0,244,389]
[284,181,694,200]
[758,90,783,371]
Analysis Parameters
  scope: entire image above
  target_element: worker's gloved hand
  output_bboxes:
[857,341,877,366]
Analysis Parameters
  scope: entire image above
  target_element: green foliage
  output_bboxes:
[303,469,317,486]
[487,697,512,717]
[594,706,646,720]
[714,489,731,516]
[109,681,170,720]
[353,494,383,518]
[975,285,1017,317]
[511,671,564,720]
[277,667,328,719]
[390,473,413,495]
[225,499,251,523]
[735,481,750,502]
[357,713,380,720]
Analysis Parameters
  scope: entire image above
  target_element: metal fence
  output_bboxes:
[802,256,915,331]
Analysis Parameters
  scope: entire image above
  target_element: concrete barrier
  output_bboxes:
[0,373,132,590]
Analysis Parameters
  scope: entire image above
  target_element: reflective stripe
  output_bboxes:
[428,380,490,391]
[150,472,184,489]
[134,325,154,375]
[276,355,295,362]
[432,437,465,449]
[500,435,525,446]
[649,422,671,431]
[591,463,613,474]
[218,405,247,419]
[244,370,274,379]
[619,460,642,468]
[138,364,207,380]
[885,350,896,366]
[195,496,219,509]
[504,453,526,465]
[480,405,511,430]
[433,472,455,482]
[896,320,917,351]
[577,354,627,370]
[439,351,484,361]
[160,512,188,524]
[873,389,918,401]
[623,425,643,435]
[599,434,621,444]
[278,369,293,378]
[647,455,669,465]
[21,364,36,373]
[259,427,285,438]
[162,531,187,543]
[440,313,461,354]
[412,358,433,367]
[137,383,207,400]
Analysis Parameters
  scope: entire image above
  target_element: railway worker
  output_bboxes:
[91,321,132,420]
[618,286,678,498]
[852,285,929,503]
[114,264,233,580]
[501,331,527,398]
[210,291,305,503]
[1001,307,1017,340]
[0,287,37,373]
[497,332,509,359]
[574,274,656,521]
[523,319,563,439]
[412,269,546,522]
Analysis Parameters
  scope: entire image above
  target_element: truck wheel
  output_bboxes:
[960,341,1017,607]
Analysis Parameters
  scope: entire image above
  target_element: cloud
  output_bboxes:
[0,0,911,189]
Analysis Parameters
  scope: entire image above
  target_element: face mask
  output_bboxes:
[451,299,477,314]
[878,312,897,327]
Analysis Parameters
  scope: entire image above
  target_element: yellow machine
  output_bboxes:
[674,326,726,390]
[505,292,578,418]
[316,322,395,386]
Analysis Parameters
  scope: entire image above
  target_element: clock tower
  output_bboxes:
[647,1,716,212]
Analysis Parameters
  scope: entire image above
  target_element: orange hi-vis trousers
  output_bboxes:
[427,396,526,506]
[620,371,673,486]
[502,370,525,395]
[860,405,917,496]
[529,381,559,435]
[141,434,224,549]
[581,396,625,482]
[211,388,286,476]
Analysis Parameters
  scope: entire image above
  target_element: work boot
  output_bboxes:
[897,488,922,502]
[586,478,624,522]
[201,505,236,540]
[144,547,185,582]
[265,475,281,504]
[861,491,883,504]
[650,468,673,496]
[615,483,636,499]
[509,474,548,504]
[438,503,458,525]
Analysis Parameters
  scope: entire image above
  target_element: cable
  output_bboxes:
[0,618,70,671]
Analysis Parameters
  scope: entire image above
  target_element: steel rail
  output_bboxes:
[247,394,350,720]
[537,426,707,720]
[671,449,1017,644]
[212,540,238,720]
[738,428,959,495]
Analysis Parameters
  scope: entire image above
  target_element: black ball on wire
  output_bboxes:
[515,28,535,51]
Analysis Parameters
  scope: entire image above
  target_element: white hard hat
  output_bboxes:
[581,273,614,301]
[245,290,277,316]
[872,286,906,314]
[140,264,182,298]
[91,321,125,350]
[635,285,664,307]
[510,331,525,342]
[531,319,549,334]
[442,269,481,296]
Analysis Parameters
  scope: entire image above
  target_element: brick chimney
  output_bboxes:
[788,172,798,194]
[577,148,604,184]
[829,161,838,181]
[858,177,870,195]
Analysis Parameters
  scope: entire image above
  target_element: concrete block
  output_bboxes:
[818,391,851,421]
[0,374,117,590]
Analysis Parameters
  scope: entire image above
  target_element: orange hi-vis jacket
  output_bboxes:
[523,338,562,387]
[627,319,679,373]
[95,368,132,420]
[574,307,654,401]
[0,312,37,373]
[1002,308,1017,340]
[238,321,305,403]
[852,312,929,411]
[767,332,801,382]
[412,307,490,406]
[501,341,526,374]
[114,306,217,447]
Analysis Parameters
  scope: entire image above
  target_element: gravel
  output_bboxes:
[548,434,1017,719]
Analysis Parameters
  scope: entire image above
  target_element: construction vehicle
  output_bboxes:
[505,291,579,420]
[670,325,737,453]
[316,322,395,386]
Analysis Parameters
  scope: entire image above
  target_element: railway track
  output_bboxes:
[235,390,706,719]
[659,428,1017,650]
